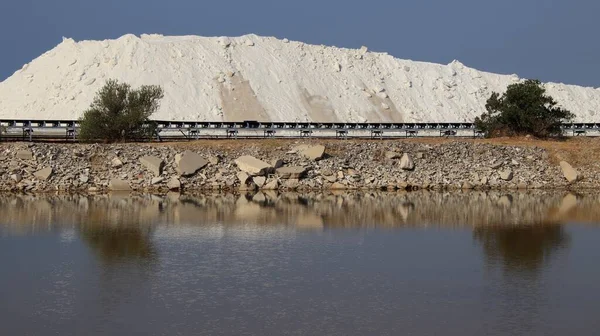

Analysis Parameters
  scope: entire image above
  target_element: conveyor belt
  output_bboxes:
[1,119,598,141]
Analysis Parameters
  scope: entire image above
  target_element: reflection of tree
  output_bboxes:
[79,226,156,264]
[473,224,569,273]
[78,224,157,315]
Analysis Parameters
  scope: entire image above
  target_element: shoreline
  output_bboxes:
[1,138,599,193]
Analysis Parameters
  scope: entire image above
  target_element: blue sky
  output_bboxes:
[2,0,599,87]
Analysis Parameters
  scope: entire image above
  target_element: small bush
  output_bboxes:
[79,79,164,142]
[475,79,574,138]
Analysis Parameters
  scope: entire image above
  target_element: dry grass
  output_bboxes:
[148,136,600,167]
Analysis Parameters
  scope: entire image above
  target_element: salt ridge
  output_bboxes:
[1,33,599,122]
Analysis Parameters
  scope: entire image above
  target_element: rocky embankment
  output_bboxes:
[0,140,593,193]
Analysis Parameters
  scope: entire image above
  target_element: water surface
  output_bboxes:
[1,191,599,335]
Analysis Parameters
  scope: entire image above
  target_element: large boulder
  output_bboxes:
[34,167,53,181]
[167,177,181,191]
[560,161,580,183]
[108,179,131,191]
[111,157,124,168]
[176,151,209,177]
[276,166,308,179]
[300,145,326,161]
[16,150,33,160]
[139,155,164,176]
[235,156,273,176]
[253,176,266,188]
[289,144,310,154]
[499,169,513,181]
[399,153,415,170]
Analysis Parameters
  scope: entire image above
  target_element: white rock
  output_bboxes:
[235,156,273,176]
[34,167,53,181]
[277,166,308,179]
[253,176,266,187]
[176,150,208,177]
[399,153,414,170]
[499,169,513,181]
[16,150,33,160]
[139,155,164,176]
[151,177,165,184]
[560,161,580,183]
[108,179,131,191]
[167,177,181,190]
[111,157,123,168]
[300,145,326,161]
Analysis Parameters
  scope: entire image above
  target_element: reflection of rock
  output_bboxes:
[558,193,578,215]
[473,224,569,273]
[1,191,600,235]
[294,213,324,230]
[497,195,513,207]
[397,202,414,222]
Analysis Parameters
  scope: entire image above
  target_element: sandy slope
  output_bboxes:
[1,34,599,122]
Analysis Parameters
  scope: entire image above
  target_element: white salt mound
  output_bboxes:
[1,33,599,122]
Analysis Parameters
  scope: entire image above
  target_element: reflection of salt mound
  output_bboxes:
[1,33,599,122]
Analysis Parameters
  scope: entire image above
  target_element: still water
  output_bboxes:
[1,191,600,336]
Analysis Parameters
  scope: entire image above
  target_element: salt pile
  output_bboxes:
[1,34,599,122]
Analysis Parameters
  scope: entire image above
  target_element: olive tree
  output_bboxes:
[79,79,163,142]
[475,79,574,138]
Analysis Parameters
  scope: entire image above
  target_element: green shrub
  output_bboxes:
[475,79,574,138]
[79,79,163,142]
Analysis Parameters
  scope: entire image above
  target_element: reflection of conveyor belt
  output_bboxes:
[1,119,599,141]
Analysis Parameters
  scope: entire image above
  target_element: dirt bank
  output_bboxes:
[0,137,598,193]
